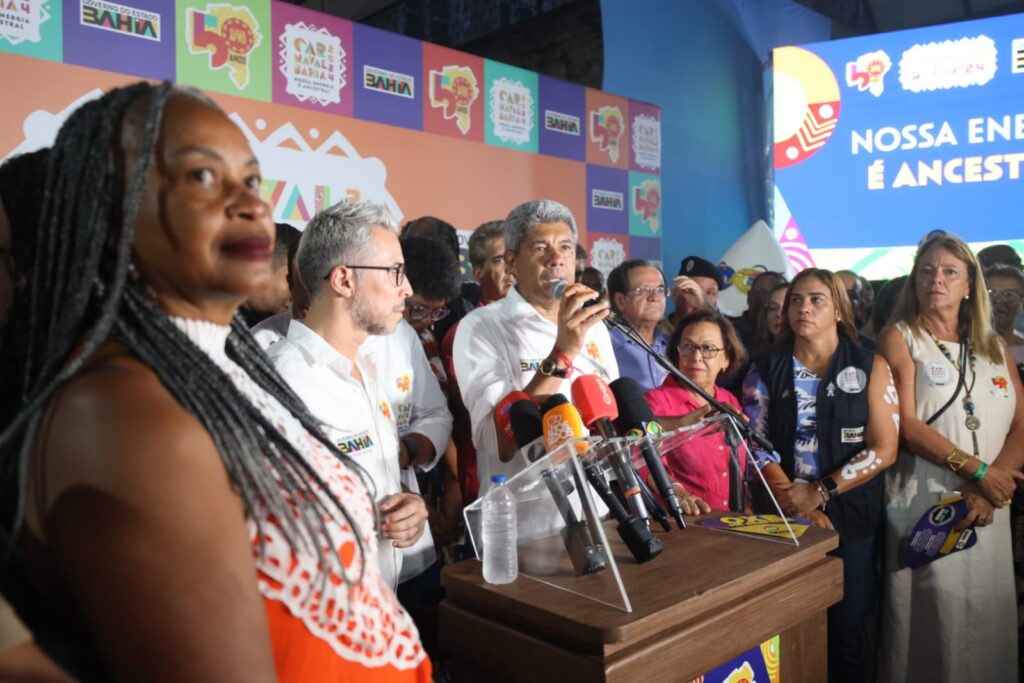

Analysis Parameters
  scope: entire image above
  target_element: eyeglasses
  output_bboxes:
[629,285,667,298]
[678,341,724,359]
[407,302,450,322]
[989,288,1022,302]
[325,263,406,287]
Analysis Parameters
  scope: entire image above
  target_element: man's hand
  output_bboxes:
[672,276,708,315]
[379,493,428,548]
[553,283,609,358]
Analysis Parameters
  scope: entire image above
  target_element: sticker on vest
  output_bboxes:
[926,363,953,386]
[841,426,866,443]
[991,375,1010,398]
[836,366,867,393]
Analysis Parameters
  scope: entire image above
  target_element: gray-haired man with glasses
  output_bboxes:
[267,201,431,591]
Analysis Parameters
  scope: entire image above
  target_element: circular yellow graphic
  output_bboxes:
[773,46,840,169]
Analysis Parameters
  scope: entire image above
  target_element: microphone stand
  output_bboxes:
[604,314,775,455]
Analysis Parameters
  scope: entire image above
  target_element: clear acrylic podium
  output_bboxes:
[463,414,800,614]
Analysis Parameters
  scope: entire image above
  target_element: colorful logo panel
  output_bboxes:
[353,22,422,130]
[628,172,660,237]
[484,60,538,152]
[587,232,627,277]
[0,0,61,61]
[773,46,840,169]
[423,43,483,141]
[845,49,891,97]
[586,164,628,234]
[177,0,271,100]
[585,89,629,169]
[271,3,352,116]
[629,100,661,173]
[538,74,585,161]
[64,0,173,79]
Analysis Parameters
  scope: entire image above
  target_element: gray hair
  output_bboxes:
[298,201,397,298]
[468,220,504,268]
[503,199,577,255]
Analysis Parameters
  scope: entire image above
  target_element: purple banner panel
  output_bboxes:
[353,22,422,130]
[538,75,585,161]
[629,99,661,174]
[272,2,353,116]
[63,0,174,79]
[629,236,662,262]
[586,164,628,234]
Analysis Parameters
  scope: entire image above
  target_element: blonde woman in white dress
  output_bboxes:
[878,232,1024,682]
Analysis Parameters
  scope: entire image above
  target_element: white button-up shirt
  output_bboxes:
[250,310,291,350]
[267,320,430,588]
[365,319,452,468]
[453,286,619,497]
[364,319,452,580]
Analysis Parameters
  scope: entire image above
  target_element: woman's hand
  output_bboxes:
[379,493,428,548]
[974,462,1024,508]
[807,509,835,530]
[671,483,712,515]
[775,481,825,517]
[956,485,997,529]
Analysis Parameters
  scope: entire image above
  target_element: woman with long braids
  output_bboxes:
[0,82,429,681]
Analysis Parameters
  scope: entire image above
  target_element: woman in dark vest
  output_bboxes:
[742,268,899,683]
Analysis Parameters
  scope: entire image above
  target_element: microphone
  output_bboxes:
[550,279,568,299]
[610,377,687,529]
[538,396,608,575]
[509,400,546,464]
[571,375,650,525]
[544,398,662,564]
[496,390,532,443]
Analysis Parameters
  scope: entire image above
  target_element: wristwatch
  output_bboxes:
[539,348,573,379]
[820,476,839,500]
[539,355,569,378]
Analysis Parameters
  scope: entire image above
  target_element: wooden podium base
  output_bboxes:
[440,520,841,682]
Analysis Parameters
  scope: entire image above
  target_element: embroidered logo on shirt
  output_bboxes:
[585,340,602,364]
[378,399,393,421]
[336,432,375,454]
[991,375,1010,398]
[395,372,411,394]
[520,359,543,372]
[841,426,865,443]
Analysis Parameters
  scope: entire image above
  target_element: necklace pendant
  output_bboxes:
[965,415,981,431]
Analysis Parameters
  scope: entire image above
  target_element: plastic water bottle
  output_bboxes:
[482,474,518,584]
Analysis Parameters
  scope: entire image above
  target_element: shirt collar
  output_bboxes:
[502,285,556,326]
[285,319,358,377]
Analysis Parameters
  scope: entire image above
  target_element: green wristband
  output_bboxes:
[972,461,989,482]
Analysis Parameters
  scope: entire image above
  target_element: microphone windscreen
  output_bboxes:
[541,393,570,413]
[609,377,657,434]
[571,374,619,427]
[509,400,543,449]
[496,390,532,441]
[542,402,589,453]
[550,279,568,300]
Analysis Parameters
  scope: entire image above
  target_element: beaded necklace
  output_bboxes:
[925,327,980,457]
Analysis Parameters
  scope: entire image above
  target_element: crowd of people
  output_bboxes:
[0,81,1021,682]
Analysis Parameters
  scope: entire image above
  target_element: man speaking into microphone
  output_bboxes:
[453,200,619,497]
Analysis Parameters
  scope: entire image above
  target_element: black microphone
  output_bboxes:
[572,375,651,525]
[611,377,687,529]
[509,400,546,464]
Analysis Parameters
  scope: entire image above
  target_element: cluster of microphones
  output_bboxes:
[495,374,687,575]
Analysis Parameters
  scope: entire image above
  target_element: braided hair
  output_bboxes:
[0,81,369,588]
